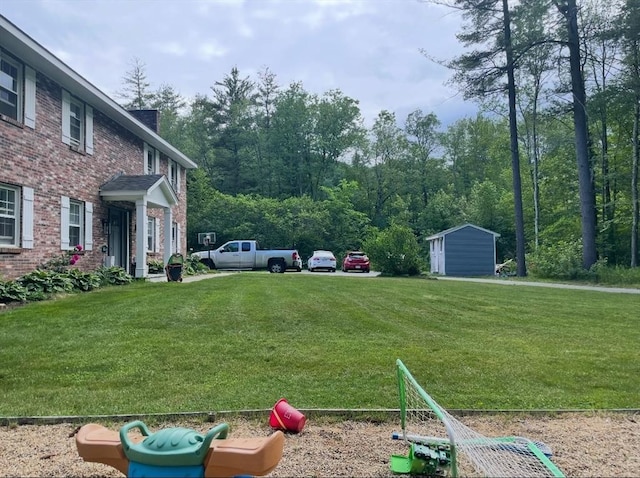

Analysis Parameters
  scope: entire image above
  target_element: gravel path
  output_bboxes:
[1,413,638,477]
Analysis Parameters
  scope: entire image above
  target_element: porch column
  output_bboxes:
[135,199,148,278]
[163,207,173,265]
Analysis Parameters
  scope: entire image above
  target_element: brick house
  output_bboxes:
[0,15,197,280]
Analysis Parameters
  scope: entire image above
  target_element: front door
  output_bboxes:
[107,208,129,269]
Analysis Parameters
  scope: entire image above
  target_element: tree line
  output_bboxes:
[119,0,639,274]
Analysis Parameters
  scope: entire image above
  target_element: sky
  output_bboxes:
[2,0,477,128]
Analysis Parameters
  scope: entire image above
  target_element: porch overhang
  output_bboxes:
[99,174,177,208]
[99,174,178,279]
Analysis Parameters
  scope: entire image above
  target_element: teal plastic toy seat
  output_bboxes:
[76,420,284,477]
[120,420,229,468]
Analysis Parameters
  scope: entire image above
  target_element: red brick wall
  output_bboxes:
[0,70,188,281]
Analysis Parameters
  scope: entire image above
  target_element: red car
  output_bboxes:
[342,251,370,273]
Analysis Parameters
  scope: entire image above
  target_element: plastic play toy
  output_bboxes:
[75,420,284,478]
[390,359,564,477]
[268,398,306,433]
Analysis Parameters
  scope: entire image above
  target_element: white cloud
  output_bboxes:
[197,41,229,61]
[299,0,371,29]
[195,0,246,14]
[236,21,254,38]
[153,42,188,57]
[2,0,476,127]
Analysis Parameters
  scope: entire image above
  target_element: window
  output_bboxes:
[0,184,19,246]
[69,97,84,148]
[0,184,33,249]
[169,160,180,192]
[225,242,239,253]
[147,217,156,252]
[0,51,35,128]
[145,143,159,174]
[171,221,180,253]
[62,90,93,154]
[68,200,83,248]
[0,54,20,121]
[61,196,93,251]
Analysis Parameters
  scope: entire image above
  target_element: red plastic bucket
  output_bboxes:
[269,398,306,433]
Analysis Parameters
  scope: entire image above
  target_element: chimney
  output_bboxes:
[128,109,160,133]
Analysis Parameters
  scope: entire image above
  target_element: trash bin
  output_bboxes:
[165,253,184,282]
[120,420,229,477]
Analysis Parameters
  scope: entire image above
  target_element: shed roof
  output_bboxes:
[425,223,500,241]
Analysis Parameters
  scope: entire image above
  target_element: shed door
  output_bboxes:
[430,238,445,274]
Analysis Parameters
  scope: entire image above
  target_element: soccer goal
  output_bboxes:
[391,359,565,477]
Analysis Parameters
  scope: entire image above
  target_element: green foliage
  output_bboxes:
[526,240,589,280]
[363,224,422,275]
[17,270,74,296]
[589,261,640,287]
[65,269,102,291]
[119,57,154,109]
[467,180,510,233]
[184,254,209,275]
[187,181,373,262]
[417,190,465,236]
[153,40,639,270]
[38,252,75,273]
[0,266,134,306]
[0,280,28,303]
[147,259,165,274]
[95,266,134,286]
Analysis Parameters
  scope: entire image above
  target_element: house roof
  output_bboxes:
[100,174,178,208]
[425,223,501,241]
[0,15,197,170]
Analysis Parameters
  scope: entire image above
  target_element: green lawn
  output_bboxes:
[0,273,638,417]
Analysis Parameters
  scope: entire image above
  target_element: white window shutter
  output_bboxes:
[85,202,93,251]
[61,90,71,145]
[176,223,181,253]
[85,105,94,155]
[155,220,160,253]
[61,196,70,249]
[176,164,181,193]
[143,143,149,173]
[24,66,36,129]
[22,187,34,248]
[155,149,160,173]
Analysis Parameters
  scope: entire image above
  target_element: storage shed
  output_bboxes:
[426,224,500,277]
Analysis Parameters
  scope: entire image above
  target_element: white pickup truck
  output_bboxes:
[193,240,303,273]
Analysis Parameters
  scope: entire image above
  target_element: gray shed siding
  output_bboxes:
[444,227,495,276]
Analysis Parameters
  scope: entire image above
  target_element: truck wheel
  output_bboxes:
[268,260,286,273]
[201,259,215,270]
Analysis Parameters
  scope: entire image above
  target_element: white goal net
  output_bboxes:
[393,359,565,477]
